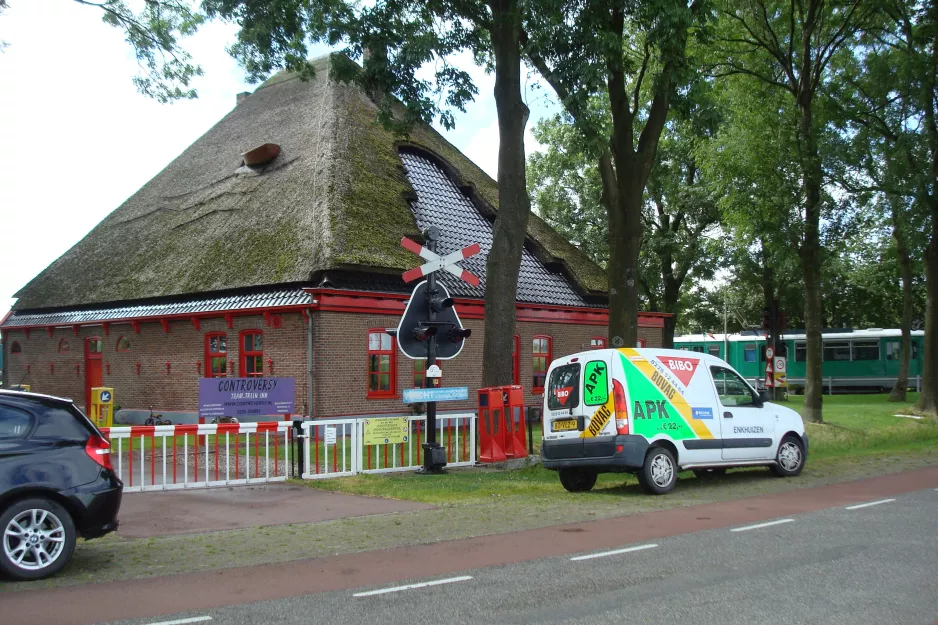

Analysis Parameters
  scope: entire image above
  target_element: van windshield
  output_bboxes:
[547,364,580,410]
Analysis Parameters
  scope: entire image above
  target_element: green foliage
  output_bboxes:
[203,0,487,131]
[78,0,205,102]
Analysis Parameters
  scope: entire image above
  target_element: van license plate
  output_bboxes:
[552,419,578,432]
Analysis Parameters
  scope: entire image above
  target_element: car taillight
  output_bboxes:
[613,379,629,435]
[85,435,113,470]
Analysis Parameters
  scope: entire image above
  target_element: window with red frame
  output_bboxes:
[116,336,131,352]
[57,338,69,353]
[637,338,647,347]
[413,359,426,388]
[205,333,227,378]
[368,329,396,397]
[512,335,520,385]
[532,335,552,393]
[589,336,606,349]
[240,331,263,377]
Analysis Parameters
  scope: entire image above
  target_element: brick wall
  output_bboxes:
[2,311,663,417]
[0,314,309,416]
[311,311,664,417]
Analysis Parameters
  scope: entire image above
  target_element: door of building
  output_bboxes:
[84,337,103,412]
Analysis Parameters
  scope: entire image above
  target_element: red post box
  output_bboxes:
[478,385,527,462]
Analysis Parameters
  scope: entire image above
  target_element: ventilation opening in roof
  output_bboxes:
[241,143,281,167]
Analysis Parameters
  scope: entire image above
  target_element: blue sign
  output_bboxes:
[99,390,112,403]
[402,387,469,403]
[199,377,295,418]
[692,407,714,420]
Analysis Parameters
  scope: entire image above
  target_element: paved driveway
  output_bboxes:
[116,484,433,539]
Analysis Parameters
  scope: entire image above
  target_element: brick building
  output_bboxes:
[0,55,668,423]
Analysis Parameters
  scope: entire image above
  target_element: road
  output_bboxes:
[102,486,938,625]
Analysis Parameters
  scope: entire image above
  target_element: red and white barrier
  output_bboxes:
[101,422,292,492]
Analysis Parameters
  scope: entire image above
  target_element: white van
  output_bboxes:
[540,348,807,494]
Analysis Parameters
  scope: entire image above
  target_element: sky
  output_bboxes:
[0,1,558,317]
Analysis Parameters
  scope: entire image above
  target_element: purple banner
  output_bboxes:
[198,377,295,418]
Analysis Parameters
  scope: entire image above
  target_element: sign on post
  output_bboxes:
[198,377,295,419]
[363,417,409,446]
[774,356,787,388]
[403,386,469,403]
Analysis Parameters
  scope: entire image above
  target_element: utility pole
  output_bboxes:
[422,227,442,473]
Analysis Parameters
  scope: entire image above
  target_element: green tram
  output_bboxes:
[673,329,926,393]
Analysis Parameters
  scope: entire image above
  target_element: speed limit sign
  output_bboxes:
[774,357,786,373]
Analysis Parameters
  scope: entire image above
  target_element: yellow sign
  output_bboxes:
[363,417,409,446]
[90,387,114,429]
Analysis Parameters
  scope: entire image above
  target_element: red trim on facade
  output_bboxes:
[102,322,110,336]
[225,314,234,329]
[159,319,171,334]
[191,317,200,332]
[513,334,520,386]
[46,326,54,338]
[131,321,140,334]
[307,289,668,327]
[72,325,79,336]
[23,328,30,340]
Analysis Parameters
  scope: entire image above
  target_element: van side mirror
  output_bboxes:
[757,390,769,405]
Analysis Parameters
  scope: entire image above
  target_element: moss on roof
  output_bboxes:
[14,55,606,311]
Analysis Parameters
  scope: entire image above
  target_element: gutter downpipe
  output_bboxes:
[307,307,314,419]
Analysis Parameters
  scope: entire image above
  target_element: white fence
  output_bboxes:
[301,413,476,480]
[102,422,292,493]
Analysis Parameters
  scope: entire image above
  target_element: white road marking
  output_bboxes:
[146,617,212,625]
[353,576,473,597]
[846,498,896,510]
[569,543,658,562]
[730,519,794,532]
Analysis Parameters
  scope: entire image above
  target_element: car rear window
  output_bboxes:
[0,404,33,439]
[548,364,580,410]
[31,405,94,441]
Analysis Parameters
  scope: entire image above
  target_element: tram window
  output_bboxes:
[795,342,806,362]
[744,345,757,362]
[708,345,721,357]
[852,340,879,361]
[912,342,919,359]
[823,341,851,361]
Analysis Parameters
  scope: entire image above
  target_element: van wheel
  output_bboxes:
[559,469,597,493]
[693,468,726,479]
[771,436,805,477]
[638,447,677,495]
[0,498,76,581]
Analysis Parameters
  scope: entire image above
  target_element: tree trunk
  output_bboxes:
[890,209,913,402]
[798,96,824,423]
[481,0,530,388]
[661,273,680,349]
[607,169,643,348]
[916,214,938,414]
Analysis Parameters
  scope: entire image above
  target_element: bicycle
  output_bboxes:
[144,406,172,426]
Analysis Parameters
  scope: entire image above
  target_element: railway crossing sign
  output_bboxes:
[401,237,481,286]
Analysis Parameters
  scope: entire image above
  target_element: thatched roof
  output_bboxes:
[13,55,607,311]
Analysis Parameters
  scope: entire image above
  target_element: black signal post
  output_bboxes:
[421,227,446,473]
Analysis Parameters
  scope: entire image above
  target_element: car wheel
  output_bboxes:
[693,468,726,479]
[638,447,677,495]
[559,469,597,493]
[771,435,805,477]
[0,498,76,581]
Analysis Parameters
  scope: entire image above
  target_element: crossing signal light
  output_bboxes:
[430,294,454,313]
[396,280,470,360]
[413,325,438,342]
[448,327,472,343]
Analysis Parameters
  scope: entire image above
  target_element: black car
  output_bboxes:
[0,389,122,580]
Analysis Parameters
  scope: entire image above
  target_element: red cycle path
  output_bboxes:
[6,466,938,625]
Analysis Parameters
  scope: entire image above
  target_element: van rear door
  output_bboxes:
[544,360,583,442]
[542,353,617,456]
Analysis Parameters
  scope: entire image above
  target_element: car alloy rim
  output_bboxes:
[650,454,673,487]
[3,509,66,571]
[779,442,802,471]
